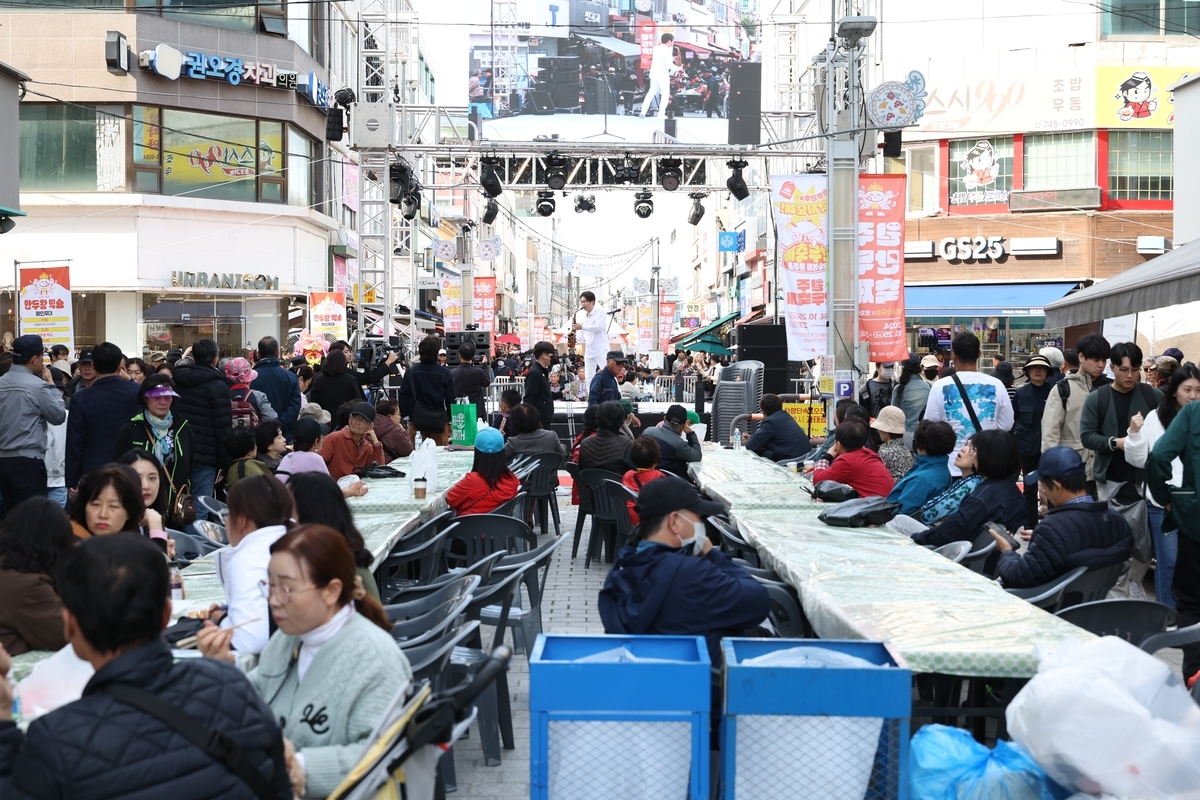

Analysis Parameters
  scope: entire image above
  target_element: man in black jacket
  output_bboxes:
[992,446,1133,589]
[172,338,233,500]
[0,534,292,800]
[451,343,491,417]
[524,341,556,431]
[746,393,810,463]
[65,342,141,493]
[250,336,302,441]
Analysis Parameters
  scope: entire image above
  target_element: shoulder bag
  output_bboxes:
[951,373,984,434]
[818,496,899,528]
[99,682,279,800]
[144,422,196,528]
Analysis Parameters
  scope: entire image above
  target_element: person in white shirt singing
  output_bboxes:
[574,290,609,379]
[640,32,681,119]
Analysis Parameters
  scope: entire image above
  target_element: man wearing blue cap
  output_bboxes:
[990,446,1133,589]
[0,334,66,517]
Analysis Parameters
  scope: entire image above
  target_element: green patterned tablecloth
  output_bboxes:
[345,450,474,516]
[689,447,804,492]
[734,511,1091,678]
[10,650,52,682]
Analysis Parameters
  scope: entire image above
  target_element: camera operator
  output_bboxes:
[451,343,491,417]
[327,340,400,387]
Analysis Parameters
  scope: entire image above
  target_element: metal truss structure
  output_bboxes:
[489,0,520,116]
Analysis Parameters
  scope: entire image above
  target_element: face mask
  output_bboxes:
[677,515,708,557]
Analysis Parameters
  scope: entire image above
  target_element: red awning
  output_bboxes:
[674,41,714,58]
[736,308,765,326]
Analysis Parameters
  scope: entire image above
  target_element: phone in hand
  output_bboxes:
[985,521,1021,551]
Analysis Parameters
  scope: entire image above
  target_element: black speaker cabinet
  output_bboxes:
[736,323,789,394]
[727,62,762,145]
[550,82,580,110]
[529,91,555,114]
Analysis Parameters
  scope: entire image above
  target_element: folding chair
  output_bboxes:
[441,514,536,570]
[520,452,565,536]
[1056,597,1200,654]
[481,535,567,654]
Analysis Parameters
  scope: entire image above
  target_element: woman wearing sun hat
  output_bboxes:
[871,405,913,481]
[445,427,520,516]
[112,373,195,510]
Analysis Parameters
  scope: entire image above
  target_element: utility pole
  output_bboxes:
[651,239,661,351]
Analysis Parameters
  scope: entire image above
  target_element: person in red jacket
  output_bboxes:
[445,427,520,515]
[812,421,895,497]
[622,437,669,525]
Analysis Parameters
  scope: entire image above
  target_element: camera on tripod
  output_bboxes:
[356,336,401,370]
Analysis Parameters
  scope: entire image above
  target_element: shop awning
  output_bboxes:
[905,282,1080,319]
[673,311,739,346]
[579,35,641,58]
[675,41,714,58]
[1043,241,1200,328]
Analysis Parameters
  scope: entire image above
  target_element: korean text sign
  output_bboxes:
[19,267,74,353]
[472,277,497,333]
[309,292,347,341]
[659,302,676,353]
[770,176,829,361]
[858,174,908,363]
[440,276,463,332]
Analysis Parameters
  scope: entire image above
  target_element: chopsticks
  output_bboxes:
[176,617,262,650]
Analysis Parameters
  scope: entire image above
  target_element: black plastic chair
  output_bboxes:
[602,479,638,552]
[733,558,783,583]
[1005,566,1087,613]
[960,540,996,574]
[387,551,508,603]
[585,473,629,568]
[482,535,568,654]
[402,620,481,685]
[441,514,537,570]
[191,520,229,546]
[491,491,529,521]
[396,510,455,547]
[934,541,972,564]
[564,462,592,556]
[376,531,449,605]
[575,469,622,566]
[756,579,811,639]
[386,594,474,648]
[195,495,229,525]
[384,574,480,616]
[168,528,222,562]
[708,515,761,568]
[520,452,564,536]
[1056,598,1200,653]
[1059,560,1131,609]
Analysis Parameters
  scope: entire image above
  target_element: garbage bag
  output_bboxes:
[409,439,438,495]
[910,725,1068,800]
[1007,636,1200,799]
[14,645,95,723]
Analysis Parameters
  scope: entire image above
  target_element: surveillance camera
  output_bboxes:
[836,15,877,47]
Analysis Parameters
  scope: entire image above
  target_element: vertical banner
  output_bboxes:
[858,174,908,363]
[18,267,74,353]
[638,22,656,73]
[517,317,531,352]
[308,291,347,341]
[637,302,654,354]
[472,276,497,333]
[659,301,676,353]
[534,318,548,344]
[440,276,463,332]
[770,176,829,361]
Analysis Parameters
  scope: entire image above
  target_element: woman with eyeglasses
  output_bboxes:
[205,475,294,656]
[199,524,409,800]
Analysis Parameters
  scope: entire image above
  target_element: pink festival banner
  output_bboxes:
[637,302,654,354]
[472,276,497,333]
[858,174,908,363]
[769,176,829,360]
[659,301,676,354]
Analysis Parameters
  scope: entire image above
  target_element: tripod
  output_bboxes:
[584,76,624,141]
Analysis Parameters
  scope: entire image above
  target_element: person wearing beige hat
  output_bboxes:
[298,401,332,430]
[871,405,913,481]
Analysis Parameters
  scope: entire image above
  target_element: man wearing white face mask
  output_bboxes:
[598,475,771,655]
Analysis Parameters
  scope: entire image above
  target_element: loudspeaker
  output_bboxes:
[444,331,464,350]
[736,323,789,394]
[550,82,579,110]
[470,331,491,351]
[584,77,614,115]
[529,91,555,114]
[883,129,902,157]
[727,62,762,146]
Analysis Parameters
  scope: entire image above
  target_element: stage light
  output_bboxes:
[483,198,499,224]
[388,161,412,204]
[633,191,654,219]
[574,194,596,213]
[480,157,504,198]
[401,189,420,221]
[545,154,568,191]
[726,158,750,201]
[536,190,556,217]
[658,158,683,191]
[687,193,706,226]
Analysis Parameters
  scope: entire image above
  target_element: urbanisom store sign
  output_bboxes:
[171,272,280,290]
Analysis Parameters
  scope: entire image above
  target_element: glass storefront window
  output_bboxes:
[133,106,161,166]
[1109,130,1173,200]
[142,294,255,359]
[288,128,314,207]
[163,110,257,202]
[19,104,124,192]
[1103,0,1162,35]
[948,137,1013,207]
[1024,132,1096,191]
[72,293,107,351]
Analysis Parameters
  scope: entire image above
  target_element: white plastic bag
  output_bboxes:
[14,645,94,723]
[410,439,438,494]
[1007,636,1200,799]
[741,646,885,669]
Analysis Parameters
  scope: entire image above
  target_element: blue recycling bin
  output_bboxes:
[529,634,711,800]
[721,638,912,800]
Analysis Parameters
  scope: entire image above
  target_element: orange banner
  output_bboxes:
[472,276,497,333]
[858,173,908,363]
[19,266,74,351]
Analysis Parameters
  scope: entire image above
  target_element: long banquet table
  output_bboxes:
[690,448,1090,679]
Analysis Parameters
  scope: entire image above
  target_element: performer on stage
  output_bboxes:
[640,33,681,119]
[574,291,609,378]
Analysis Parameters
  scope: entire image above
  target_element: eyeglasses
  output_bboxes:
[258,579,318,603]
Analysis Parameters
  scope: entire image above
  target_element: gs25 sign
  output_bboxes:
[938,236,1005,262]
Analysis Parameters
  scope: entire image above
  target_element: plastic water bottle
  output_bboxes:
[733,427,741,452]
[414,431,423,450]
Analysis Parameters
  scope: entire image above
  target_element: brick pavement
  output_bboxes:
[450,499,607,799]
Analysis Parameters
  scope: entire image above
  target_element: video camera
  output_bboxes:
[356,336,401,371]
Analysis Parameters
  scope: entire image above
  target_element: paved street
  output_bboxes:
[450,500,606,799]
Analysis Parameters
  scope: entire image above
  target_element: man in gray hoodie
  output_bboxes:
[0,335,66,517]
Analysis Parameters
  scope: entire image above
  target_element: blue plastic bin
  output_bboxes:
[721,638,912,800]
[529,634,711,800]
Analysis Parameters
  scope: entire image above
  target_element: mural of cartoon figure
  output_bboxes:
[1116,71,1157,122]
[959,140,998,190]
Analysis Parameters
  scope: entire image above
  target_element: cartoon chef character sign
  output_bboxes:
[859,182,898,218]
[960,141,999,190]
[1116,71,1157,122]
[25,271,59,299]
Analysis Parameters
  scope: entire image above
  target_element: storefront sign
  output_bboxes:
[659,302,676,354]
[139,43,328,108]
[938,236,1005,262]
[472,276,497,333]
[309,291,347,341]
[1008,187,1102,213]
[18,267,74,353]
[858,174,908,363]
[770,175,829,361]
[171,272,280,290]
[440,276,463,332]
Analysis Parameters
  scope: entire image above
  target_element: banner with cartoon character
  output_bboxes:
[858,175,908,364]
[308,291,347,341]
[19,267,74,353]
[1098,66,1192,127]
[637,301,654,354]
[472,276,497,333]
[770,176,829,361]
[948,137,1013,207]
[440,276,463,332]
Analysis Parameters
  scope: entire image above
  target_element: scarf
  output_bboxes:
[145,411,175,466]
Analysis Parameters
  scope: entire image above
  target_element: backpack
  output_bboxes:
[230,385,261,429]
